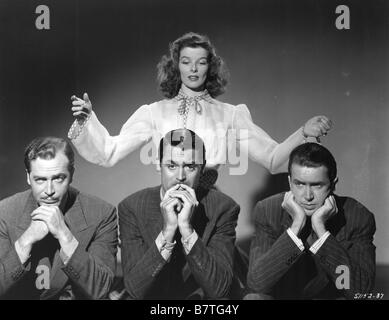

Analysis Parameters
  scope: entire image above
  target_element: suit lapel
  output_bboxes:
[15,192,37,241]
[279,206,324,297]
[281,208,292,234]
[303,196,347,298]
[144,187,164,246]
[182,190,214,282]
[196,204,214,245]
[327,195,347,240]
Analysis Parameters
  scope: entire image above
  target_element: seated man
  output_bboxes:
[118,129,240,299]
[0,137,118,299]
[247,143,376,299]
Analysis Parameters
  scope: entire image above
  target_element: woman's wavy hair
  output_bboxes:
[157,32,228,99]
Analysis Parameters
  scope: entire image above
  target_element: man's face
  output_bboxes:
[27,151,72,208]
[289,164,333,216]
[160,144,203,194]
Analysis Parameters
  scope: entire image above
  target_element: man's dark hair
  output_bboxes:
[159,129,206,166]
[288,143,337,182]
[24,137,75,175]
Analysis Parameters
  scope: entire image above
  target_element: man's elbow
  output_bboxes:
[205,269,233,299]
[89,270,115,300]
[247,270,272,295]
[123,276,145,300]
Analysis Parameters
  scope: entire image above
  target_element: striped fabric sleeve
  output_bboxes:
[313,202,376,298]
[155,231,176,261]
[309,231,330,254]
[286,228,305,251]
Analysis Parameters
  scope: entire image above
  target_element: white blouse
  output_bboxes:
[70,97,304,174]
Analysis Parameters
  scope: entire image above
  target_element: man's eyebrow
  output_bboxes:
[32,175,46,179]
[184,161,197,165]
[32,173,67,179]
[53,173,66,178]
[293,179,324,185]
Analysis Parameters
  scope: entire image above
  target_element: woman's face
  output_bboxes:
[178,46,209,92]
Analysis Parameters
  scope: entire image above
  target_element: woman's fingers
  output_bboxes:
[72,100,85,106]
[317,116,333,131]
[71,106,85,111]
[73,111,89,118]
[83,92,90,103]
[70,94,92,120]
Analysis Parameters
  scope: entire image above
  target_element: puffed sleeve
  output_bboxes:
[70,104,154,167]
[232,104,304,174]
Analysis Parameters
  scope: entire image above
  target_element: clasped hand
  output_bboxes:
[282,191,338,238]
[160,184,199,240]
[23,206,73,247]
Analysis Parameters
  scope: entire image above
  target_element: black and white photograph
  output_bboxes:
[0,0,388,306]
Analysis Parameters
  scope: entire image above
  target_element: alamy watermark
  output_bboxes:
[141,128,249,175]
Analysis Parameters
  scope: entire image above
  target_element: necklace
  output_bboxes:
[175,88,212,128]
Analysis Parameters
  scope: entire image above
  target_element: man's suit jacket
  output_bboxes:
[247,192,376,299]
[118,186,240,300]
[0,187,118,299]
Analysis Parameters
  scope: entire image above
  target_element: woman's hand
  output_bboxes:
[303,116,333,140]
[71,92,92,121]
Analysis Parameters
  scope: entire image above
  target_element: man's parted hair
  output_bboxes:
[24,137,75,175]
[288,143,337,182]
[159,129,206,166]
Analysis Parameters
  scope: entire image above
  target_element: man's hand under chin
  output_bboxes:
[311,195,338,238]
[282,191,307,237]
[30,205,74,246]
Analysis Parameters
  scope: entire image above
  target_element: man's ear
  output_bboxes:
[201,161,206,174]
[69,169,74,184]
[331,177,339,192]
[288,175,292,189]
[157,163,162,175]
[26,170,31,186]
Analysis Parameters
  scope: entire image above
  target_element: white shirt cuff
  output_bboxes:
[181,231,199,255]
[59,237,79,265]
[286,228,304,251]
[155,231,176,261]
[14,240,31,265]
[309,231,331,254]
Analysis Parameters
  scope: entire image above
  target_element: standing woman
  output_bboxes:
[69,32,332,186]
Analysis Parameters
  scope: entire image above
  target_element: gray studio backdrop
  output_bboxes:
[1,0,388,271]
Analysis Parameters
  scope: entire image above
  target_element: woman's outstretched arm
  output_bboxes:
[232,104,332,174]
[68,93,154,167]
